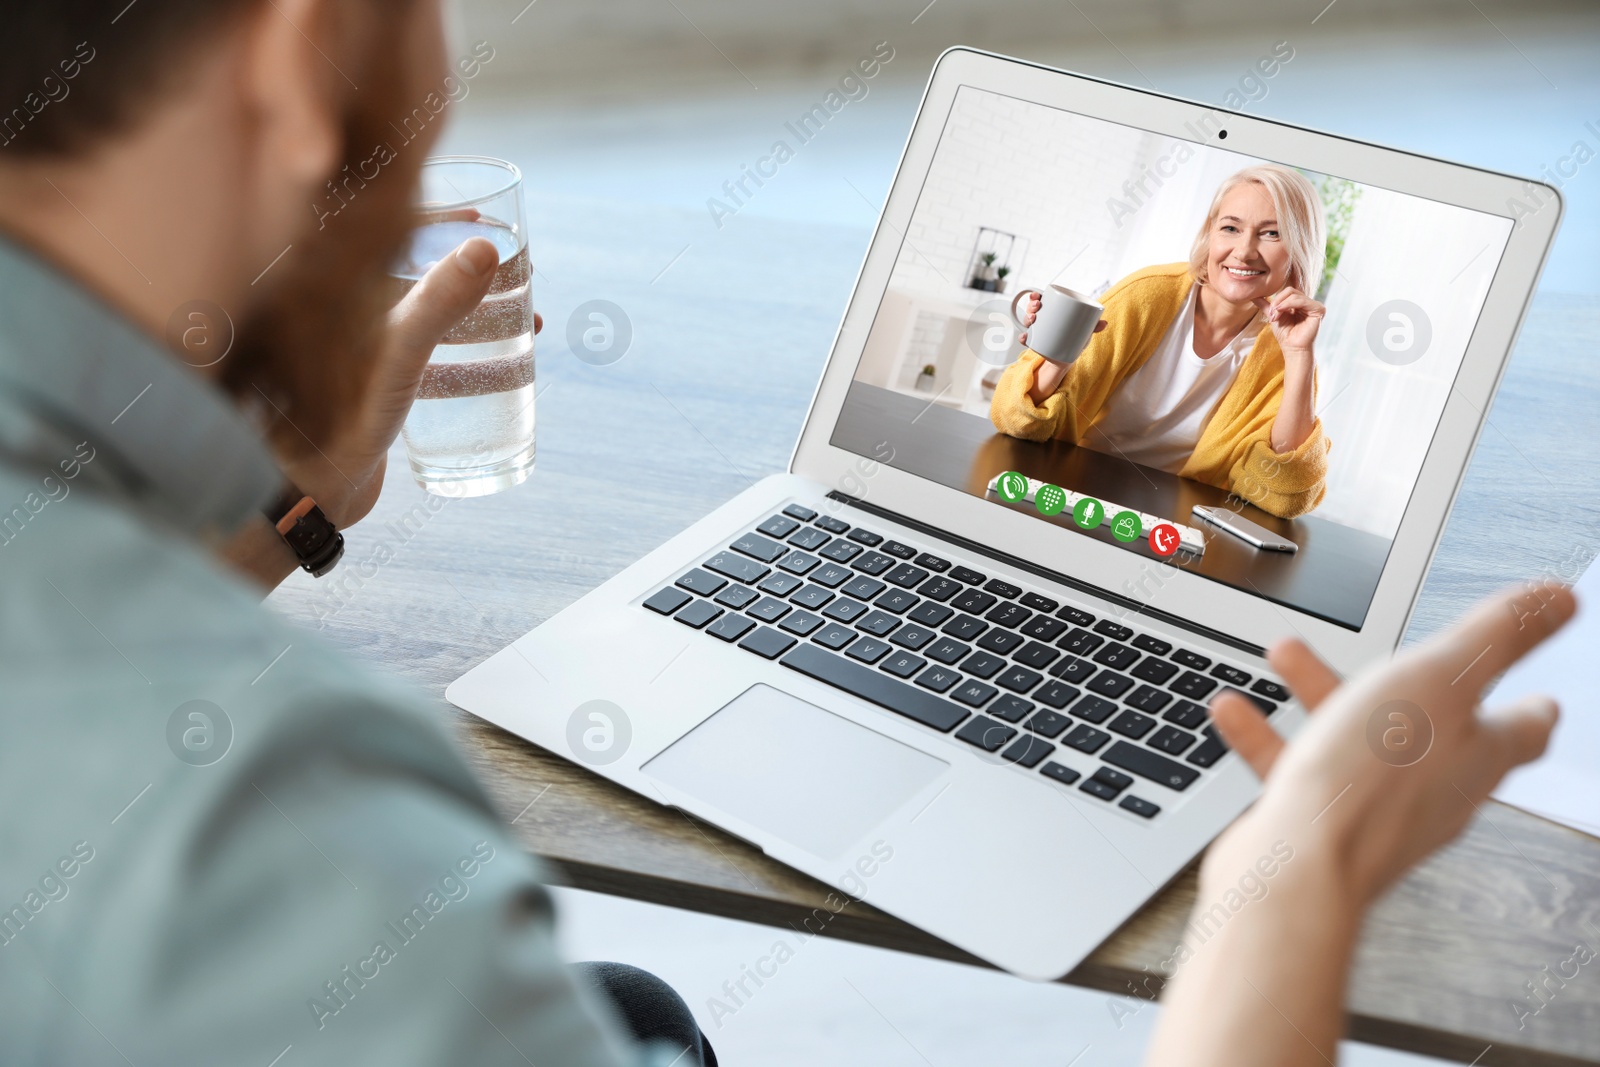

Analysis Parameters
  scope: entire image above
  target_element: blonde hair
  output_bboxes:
[1189,164,1326,296]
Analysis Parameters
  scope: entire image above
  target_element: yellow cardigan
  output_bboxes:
[989,262,1330,519]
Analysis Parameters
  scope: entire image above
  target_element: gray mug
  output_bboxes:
[1009,284,1104,365]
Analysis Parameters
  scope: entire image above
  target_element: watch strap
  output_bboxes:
[264,486,344,578]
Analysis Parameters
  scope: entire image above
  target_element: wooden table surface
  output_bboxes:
[270,198,1600,1066]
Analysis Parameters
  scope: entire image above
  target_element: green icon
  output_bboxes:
[996,471,1029,503]
[1111,510,1142,543]
[1035,483,1067,517]
[1072,497,1103,530]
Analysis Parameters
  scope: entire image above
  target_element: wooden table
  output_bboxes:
[270,199,1600,1066]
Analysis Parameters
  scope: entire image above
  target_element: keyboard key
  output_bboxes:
[791,585,834,610]
[1164,700,1209,729]
[842,576,886,601]
[1092,766,1134,792]
[1092,642,1140,670]
[976,628,1024,655]
[952,680,998,708]
[788,527,831,551]
[1070,694,1118,724]
[1020,593,1059,613]
[983,578,1022,599]
[1131,657,1179,685]
[988,695,1036,723]
[908,602,955,628]
[917,576,962,602]
[1014,641,1060,671]
[1025,710,1071,738]
[853,551,896,576]
[758,572,803,597]
[781,645,970,734]
[890,625,936,651]
[1057,606,1095,627]
[1251,678,1291,702]
[1148,726,1196,755]
[925,638,971,665]
[881,651,926,679]
[880,540,917,560]
[846,528,883,546]
[708,613,756,642]
[739,626,796,660]
[1079,778,1120,801]
[876,588,920,614]
[1001,735,1055,768]
[714,584,760,610]
[1172,671,1218,699]
[821,598,869,623]
[1093,619,1133,641]
[705,552,769,584]
[1019,616,1068,642]
[914,665,962,693]
[1103,741,1200,791]
[960,651,1007,679]
[1219,686,1278,714]
[1040,761,1082,786]
[952,588,998,614]
[812,622,856,649]
[845,637,891,664]
[1125,685,1172,714]
[996,666,1043,694]
[676,569,727,596]
[758,515,801,539]
[814,515,850,534]
[1049,655,1096,685]
[857,610,900,637]
[1171,648,1211,671]
[732,532,788,562]
[778,551,821,575]
[1087,671,1135,699]
[1120,795,1161,819]
[1034,681,1079,710]
[820,540,863,563]
[676,600,723,629]
[1063,723,1111,754]
[810,563,853,588]
[886,564,930,589]
[1210,663,1251,686]
[986,602,1032,629]
[942,614,988,641]
[1186,728,1228,768]
[949,565,987,585]
[1131,634,1172,656]
[956,716,1017,753]
[913,552,951,572]
[644,587,692,615]
[782,504,817,522]
[1108,709,1156,740]
[1059,629,1104,656]
[780,610,824,636]
[748,597,791,623]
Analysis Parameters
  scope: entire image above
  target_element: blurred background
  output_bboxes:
[429,1,1598,1064]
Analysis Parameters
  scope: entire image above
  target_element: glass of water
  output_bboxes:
[391,156,535,498]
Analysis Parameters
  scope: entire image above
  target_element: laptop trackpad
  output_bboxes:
[642,684,948,861]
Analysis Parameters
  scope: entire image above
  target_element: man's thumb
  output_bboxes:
[389,237,499,355]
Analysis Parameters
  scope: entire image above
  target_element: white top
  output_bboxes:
[1081,287,1261,473]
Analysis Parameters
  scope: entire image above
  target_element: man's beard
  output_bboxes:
[220,21,422,464]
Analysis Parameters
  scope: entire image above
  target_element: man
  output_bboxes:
[0,2,712,1063]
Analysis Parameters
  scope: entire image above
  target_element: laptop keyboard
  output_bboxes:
[640,504,1289,821]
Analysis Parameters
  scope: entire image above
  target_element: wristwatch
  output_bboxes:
[264,486,345,577]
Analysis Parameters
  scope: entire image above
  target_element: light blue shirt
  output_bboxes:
[0,236,657,1065]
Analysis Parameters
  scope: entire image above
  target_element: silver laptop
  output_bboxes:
[449,48,1560,980]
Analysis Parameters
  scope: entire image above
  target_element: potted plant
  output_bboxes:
[970,252,998,291]
[994,265,1011,293]
[915,363,937,392]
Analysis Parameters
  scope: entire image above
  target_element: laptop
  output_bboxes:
[448,48,1560,980]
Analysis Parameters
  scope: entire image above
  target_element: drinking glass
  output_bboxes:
[391,156,536,497]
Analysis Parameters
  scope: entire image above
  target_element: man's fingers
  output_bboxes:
[1209,691,1283,780]
[1478,694,1559,778]
[1266,638,1341,712]
[1431,582,1575,697]
[388,237,499,359]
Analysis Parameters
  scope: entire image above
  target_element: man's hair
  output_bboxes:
[0,2,256,156]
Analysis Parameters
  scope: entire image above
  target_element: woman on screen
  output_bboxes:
[990,163,1329,519]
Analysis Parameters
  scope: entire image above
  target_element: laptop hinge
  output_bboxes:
[827,490,1266,658]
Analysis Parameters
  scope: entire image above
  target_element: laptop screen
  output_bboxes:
[829,84,1515,632]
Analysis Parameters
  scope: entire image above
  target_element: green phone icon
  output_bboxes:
[996,471,1029,503]
[1111,510,1142,543]
[1072,497,1103,530]
[1035,483,1067,517]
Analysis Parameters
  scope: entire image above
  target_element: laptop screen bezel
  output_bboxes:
[787,47,1561,674]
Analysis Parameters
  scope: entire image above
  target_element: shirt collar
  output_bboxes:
[0,233,282,536]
